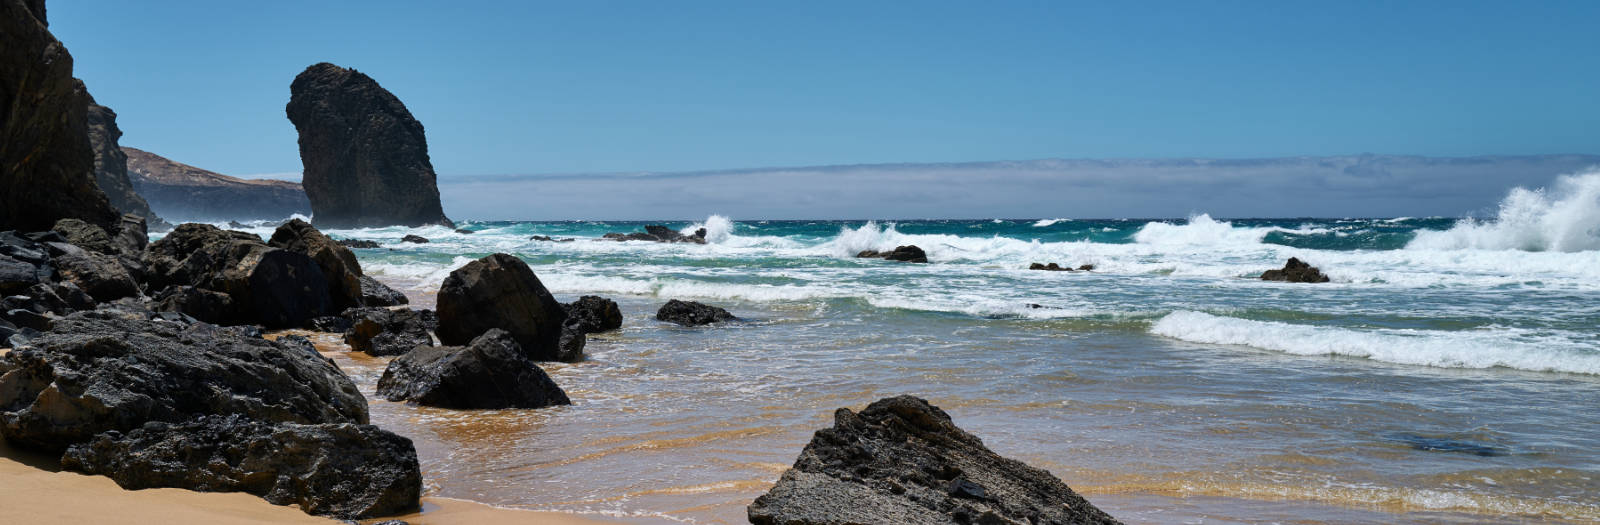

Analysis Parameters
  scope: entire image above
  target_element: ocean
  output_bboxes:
[219,174,1600,523]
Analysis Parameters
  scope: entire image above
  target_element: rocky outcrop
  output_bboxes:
[269,218,363,310]
[123,147,310,222]
[144,223,333,327]
[0,311,368,452]
[602,225,707,244]
[1260,257,1329,283]
[857,245,929,263]
[85,98,165,228]
[529,235,574,242]
[401,235,429,244]
[1029,263,1094,272]
[0,0,120,233]
[656,299,736,326]
[436,253,575,361]
[361,275,409,306]
[376,329,570,409]
[50,243,139,301]
[61,414,421,519]
[344,307,434,357]
[338,239,381,249]
[285,63,452,229]
[565,295,622,334]
[748,396,1120,525]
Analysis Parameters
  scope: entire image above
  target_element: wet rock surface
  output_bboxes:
[748,395,1121,525]
[344,307,434,357]
[401,234,429,244]
[602,225,707,244]
[1260,257,1330,283]
[857,245,929,263]
[360,275,410,306]
[436,253,573,361]
[564,295,623,334]
[656,299,736,326]
[338,238,381,249]
[377,329,570,409]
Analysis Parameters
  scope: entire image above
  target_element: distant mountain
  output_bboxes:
[123,147,310,222]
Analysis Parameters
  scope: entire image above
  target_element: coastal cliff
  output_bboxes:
[123,147,310,222]
[86,97,165,227]
[285,62,452,229]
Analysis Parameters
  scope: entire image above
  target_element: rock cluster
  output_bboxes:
[285,62,453,229]
[344,306,435,356]
[144,223,332,327]
[603,225,708,244]
[748,395,1121,525]
[1260,257,1330,283]
[656,299,737,326]
[338,238,381,249]
[436,253,579,362]
[1029,263,1094,272]
[377,329,570,409]
[857,245,929,263]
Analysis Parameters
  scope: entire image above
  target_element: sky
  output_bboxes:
[52,1,1600,182]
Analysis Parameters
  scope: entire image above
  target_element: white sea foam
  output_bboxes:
[1408,171,1600,252]
[1033,218,1069,227]
[1151,311,1600,375]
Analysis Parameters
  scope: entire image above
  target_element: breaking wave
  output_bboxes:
[1408,171,1600,252]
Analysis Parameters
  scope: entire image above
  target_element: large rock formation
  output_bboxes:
[123,147,310,222]
[435,253,573,361]
[144,223,333,327]
[62,415,421,519]
[748,396,1121,525]
[269,219,363,310]
[0,0,121,233]
[285,63,452,229]
[85,97,164,227]
[377,329,570,409]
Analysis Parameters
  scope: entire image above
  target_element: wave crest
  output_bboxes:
[1407,171,1600,252]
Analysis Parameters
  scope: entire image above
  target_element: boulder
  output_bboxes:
[564,295,622,334]
[0,253,50,295]
[111,213,149,257]
[400,234,429,244]
[748,396,1121,525]
[360,275,409,306]
[52,248,139,301]
[285,63,453,229]
[62,414,421,519]
[150,284,234,324]
[454,228,474,234]
[0,0,121,233]
[1260,257,1330,283]
[337,239,380,249]
[556,320,586,363]
[0,311,367,452]
[1029,263,1072,272]
[601,225,707,244]
[435,253,572,361]
[656,299,736,326]
[145,223,333,327]
[376,329,570,409]
[857,245,929,263]
[343,307,434,357]
[51,218,115,254]
[269,218,364,310]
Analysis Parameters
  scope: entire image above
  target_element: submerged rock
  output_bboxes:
[377,329,570,409]
[857,245,929,263]
[748,395,1121,525]
[601,225,707,244]
[0,311,367,452]
[344,307,434,357]
[62,414,421,519]
[1260,257,1329,283]
[400,234,429,244]
[529,235,575,242]
[564,295,623,334]
[435,253,573,361]
[656,299,736,326]
[286,62,453,229]
[360,275,410,306]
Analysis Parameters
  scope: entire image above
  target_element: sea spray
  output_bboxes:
[1408,171,1600,252]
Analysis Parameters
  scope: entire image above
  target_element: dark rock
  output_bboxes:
[3,308,50,331]
[343,307,433,357]
[7,326,41,348]
[400,234,429,244]
[564,295,623,334]
[51,218,115,254]
[150,284,234,324]
[747,395,1121,525]
[454,228,474,234]
[0,253,50,295]
[360,275,409,306]
[857,245,929,263]
[436,253,572,361]
[601,225,707,244]
[270,219,364,310]
[655,299,736,326]
[124,147,311,222]
[228,220,248,229]
[62,415,421,519]
[557,319,586,363]
[1260,257,1330,283]
[40,281,94,312]
[1076,264,1095,271]
[306,315,352,333]
[337,238,380,249]
[1029,262,1072,272]
[0,312,367,452]
[377,329,570,409]
[286,63,453,229]
[145,223,333,327]
[528,235,575,242]
[52,248,139,301]
[0,0,121,233]
[85,97,165,227]
[111,214,149,257]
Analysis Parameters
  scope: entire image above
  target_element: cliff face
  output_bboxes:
[285,63,452,229]
[86,97,164,227]
[123,147,311,222]
[0,0,120,232]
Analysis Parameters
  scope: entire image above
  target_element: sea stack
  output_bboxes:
[285,62,453,229]
[0,0,121,232]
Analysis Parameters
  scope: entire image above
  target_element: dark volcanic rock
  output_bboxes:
[123,147,311,222]
[0,311,367,452]
[51,218,115,254]
[565,295,623,334]
[151,284,234,324]
[62,414,421,519]
[656,299,736,326]
[0,253,51,296]
[602,225,707,244]
[286,63,453,229]
[377,329,570,409]
[1260,257,1330,283]
[857,245,929,263]
[529,235,574,242]
[360,275,410,306]
[337,238,381,249]
[400,234,429,244]
[748,396,1121,525]
[52,247,139,301]
[270,218,364,310]
[343,307,433,357]
[435,253,573,361]
[144,223,333,327]
[0,0,121,233]
[85,97,164,227]
[1029,262,1072,272]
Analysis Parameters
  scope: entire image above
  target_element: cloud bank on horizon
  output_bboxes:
[438,155,1600,221]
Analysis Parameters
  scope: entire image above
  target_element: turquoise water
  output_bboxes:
[233,175,1600,523]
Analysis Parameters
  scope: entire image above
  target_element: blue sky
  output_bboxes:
[52,1,1600,179]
